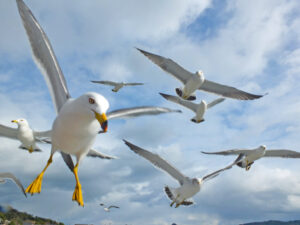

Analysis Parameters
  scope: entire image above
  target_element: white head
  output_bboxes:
[76,92,109,132]
[11,118,29,128]
[195,70,204,77]
[192,178,202,186]
[259,145,267,150]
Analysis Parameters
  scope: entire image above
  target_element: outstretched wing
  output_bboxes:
[16,0,70,113]
[207,98,225,109]
[0,172,27,197]
[124,82,144,86]
[202,154,243,182]
[160,93,197,112]
[91,80,118,86]
[87,149,117,159]
[202,149,253,156]
[136,48,192,84]
[124,140,186,185]
[108,205,120,209]
[107,106,181,120]
[200,80,263,100]
[34,130,52,138]
[0,124,18,139]
[264,149,300,158]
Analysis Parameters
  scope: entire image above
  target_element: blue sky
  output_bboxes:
[1,0,300,224]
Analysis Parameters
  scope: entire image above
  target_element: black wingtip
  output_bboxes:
[159,92,171,99]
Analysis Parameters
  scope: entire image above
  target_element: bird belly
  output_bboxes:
[183,76,203,97]
[195,105,206,122]
[18,130,35,148]
[178,183,200,200]
[52,114,98,155]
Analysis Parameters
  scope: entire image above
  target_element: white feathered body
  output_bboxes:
[238,146,266,168]
[169,178,200,204]
[17,122,36,149]
[112,83,124,92]
[52,99,100,159]
[191,101,207,123]
[182,71,204,99]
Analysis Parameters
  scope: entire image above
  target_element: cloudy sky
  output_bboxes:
[1,0,300,224]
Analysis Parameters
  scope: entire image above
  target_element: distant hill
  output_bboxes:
[0,205,64,225]
[242,220,300,225]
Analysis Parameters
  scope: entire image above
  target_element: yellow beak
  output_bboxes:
[94,112,108,133]
[11,120,18,123]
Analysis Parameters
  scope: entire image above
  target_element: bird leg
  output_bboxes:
[72,163,84,207]
[170,194,179,207]
[245,159,251,171]
[26,154,53,195]
[175,202,182,208]
[28,146,34,153]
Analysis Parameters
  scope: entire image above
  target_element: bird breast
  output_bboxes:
[183,74,205,97]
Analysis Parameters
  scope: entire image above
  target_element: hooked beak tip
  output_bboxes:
[101,120,108,133]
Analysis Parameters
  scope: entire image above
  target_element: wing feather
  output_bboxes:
[16,0,70,112]
[0,124,18,139]
[136,48,192,83]
[264,150,300,158]
[207,98,225,109]
[160,93,197,112]
[91,80,118,86]
[0,172,26,197]
[202,154,243,182]
[87,149,116,159]
[200,80,263,100]
[201,149,253,156]
[107,106,181,120]
[124,140,186,185]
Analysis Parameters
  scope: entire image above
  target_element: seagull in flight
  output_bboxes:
[123,140,243,208]
[0,172,27,197]
[0,119,50,153]
[137,48,264,101]
[99,203,120,212]
[91,80,144,92]
[160,93,225,123]
[202,145,300,170]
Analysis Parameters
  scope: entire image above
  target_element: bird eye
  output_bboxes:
[89,98,95,104]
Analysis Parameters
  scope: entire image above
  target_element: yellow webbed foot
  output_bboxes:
[72,183,84,206]
[26,173,44,195]
[28,146,34,153]
[175,203,181,208]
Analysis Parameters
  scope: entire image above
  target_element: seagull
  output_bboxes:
[0,119,51,153]
[16,0,180,206]
[123,140,242,208]
[160,93,224,123]
[202,145,300,170]
[0,172,27,197]
[91,80,144,92]
[136,48,264,101]
[99,203,120,212]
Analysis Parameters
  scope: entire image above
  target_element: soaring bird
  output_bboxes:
[0,119,50,153]
[160,93,224,123]
[137,48,264,101]
[0,172,27,197]
[99,203,120,212]
[123,140,242,208]
[202,145,300,170]
[91,80,144,92]
[16,0,180,206]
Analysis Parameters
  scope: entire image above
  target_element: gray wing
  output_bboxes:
[124,82,144,86]
[160,93,197,112]
[136,48,192,84]
[123,140,186,185]
[207,98,225,109]
[0,124,18,139]
[87,149,117,159]
[34,130,52,138]
[16,0,70,113]
[202,154,243,182]
[264,150,300,158]
[107,106,181,120]
[200,80,263,100]
[0,172,27,197]
[108,205,120,209]
[201,149,253,156]
[91,80,118,86]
